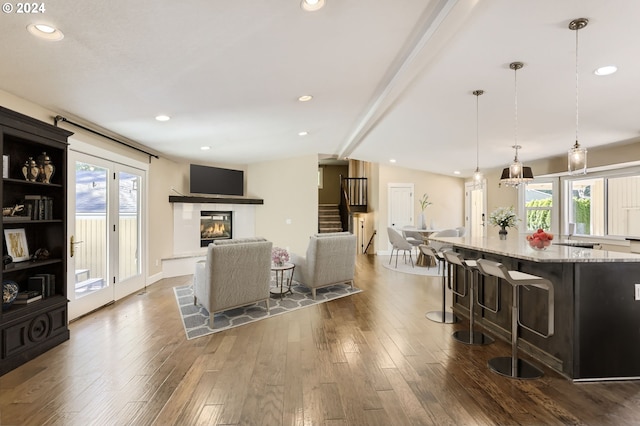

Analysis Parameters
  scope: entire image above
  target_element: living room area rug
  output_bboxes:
[378,255,447,277]
[174,282,362,339]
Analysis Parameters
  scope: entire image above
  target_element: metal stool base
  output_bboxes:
[488,357,544,380]
[426,311,457,324]
[452,330,493,346]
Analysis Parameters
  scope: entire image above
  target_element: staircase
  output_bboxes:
[318,204,343,233]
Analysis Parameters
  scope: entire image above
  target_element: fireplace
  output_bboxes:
[200,211,232,246]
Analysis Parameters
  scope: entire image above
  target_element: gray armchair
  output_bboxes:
[291,232,356,299]
[194,237,272,327]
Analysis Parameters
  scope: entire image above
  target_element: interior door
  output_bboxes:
[388,184,414,229]
[465,181,487,238]
[67,151,145,319]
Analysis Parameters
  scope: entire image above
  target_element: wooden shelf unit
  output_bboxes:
[0,106,72,376]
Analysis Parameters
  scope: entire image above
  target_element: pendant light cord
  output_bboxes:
[513,65,519,160]
[476,93,479,169]
[575,25,580,144]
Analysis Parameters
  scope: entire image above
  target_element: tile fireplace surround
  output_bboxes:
[163,200,260,277]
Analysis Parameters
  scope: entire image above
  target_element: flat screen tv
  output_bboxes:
[189,164,244,196]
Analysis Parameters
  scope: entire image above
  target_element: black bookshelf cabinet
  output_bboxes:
[1,106,72,376]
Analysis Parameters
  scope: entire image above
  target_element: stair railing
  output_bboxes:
[342,177,367,208]
[339,176,368,232]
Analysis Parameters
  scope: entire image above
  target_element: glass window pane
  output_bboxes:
[119,171,141,280]
[569,178,605,236]
[525,182,553,231]
[607,175,640,237]
[525,182,553,206]
[75,162,108,299]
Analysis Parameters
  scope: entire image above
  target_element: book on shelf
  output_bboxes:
[34,273,55,297]
[16,290,41,299]
[22,195,53,220]
[28,275,50,298]
[13,294,43,304]
[3,215,30,222]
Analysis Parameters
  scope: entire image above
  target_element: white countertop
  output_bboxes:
[429,234,640,263]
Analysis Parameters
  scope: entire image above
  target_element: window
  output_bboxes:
[519,178,559,235]
[563,167,640,238]
[318,167,323,189]
[567,178,604,236]
[607,175,640,237]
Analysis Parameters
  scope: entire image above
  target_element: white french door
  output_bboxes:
[67,150,146,320]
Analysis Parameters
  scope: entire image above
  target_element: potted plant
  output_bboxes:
[488,206,519,239]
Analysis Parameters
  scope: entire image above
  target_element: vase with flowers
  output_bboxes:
[271,247,290,267]
[488,206,519,240]
[417,193,433,229]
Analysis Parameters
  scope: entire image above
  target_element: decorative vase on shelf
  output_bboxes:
[22,157,39,182]
[3,280,19,309]
[499,226,508,240]
[37,152,55,183]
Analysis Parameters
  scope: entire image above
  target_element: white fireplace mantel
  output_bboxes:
[163,199,259,277]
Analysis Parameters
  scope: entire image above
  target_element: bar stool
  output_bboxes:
[421,245,456,324]
[442,251,493,345]
[476,259,554,379]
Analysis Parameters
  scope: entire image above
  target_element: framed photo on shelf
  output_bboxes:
[4,228,29,262]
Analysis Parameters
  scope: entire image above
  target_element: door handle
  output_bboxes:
[70,235,83,257]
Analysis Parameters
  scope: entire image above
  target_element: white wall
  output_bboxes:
[375,164,465,252]
[247,155,318,256]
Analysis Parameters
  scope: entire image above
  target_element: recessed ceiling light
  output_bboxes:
[200,146,211,151]
[35,24,55,33]
[27,23,64,41]
[298,131,308,136]
[390,159,396,163]
[453,170,461,175]
[298,95,313,102]
[301,0,325,12]
[594,65,618,76]
[155,115,170,122]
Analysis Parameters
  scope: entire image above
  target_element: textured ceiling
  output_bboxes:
[1,0,639,176]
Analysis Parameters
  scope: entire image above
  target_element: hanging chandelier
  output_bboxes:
[500,61,534,188]
[472,89,484,187]
[568,18,588,175]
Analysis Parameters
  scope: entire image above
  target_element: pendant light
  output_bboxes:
[472,89,484,186]
[568,18,588,174]
[500,62,534,188]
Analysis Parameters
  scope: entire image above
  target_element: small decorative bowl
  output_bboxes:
[526,230,553,251]
[2,280,19,309]
[529,243,548,251]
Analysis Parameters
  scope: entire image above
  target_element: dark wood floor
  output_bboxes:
[2,255,640,425]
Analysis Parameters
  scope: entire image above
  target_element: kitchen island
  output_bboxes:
[430,234,640,381]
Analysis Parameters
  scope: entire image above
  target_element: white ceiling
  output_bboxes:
[1,0,639,177]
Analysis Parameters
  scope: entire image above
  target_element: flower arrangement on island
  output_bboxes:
[488,206,519,229]
[271,247,290,266]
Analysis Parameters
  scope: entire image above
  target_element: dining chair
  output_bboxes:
[387,227,414,268]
